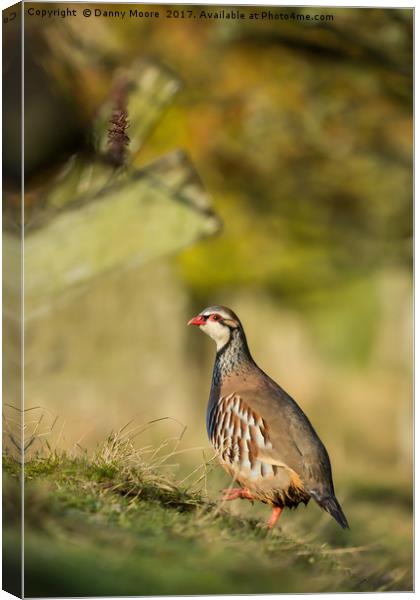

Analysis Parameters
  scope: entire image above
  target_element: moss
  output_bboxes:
[3,442,413,596]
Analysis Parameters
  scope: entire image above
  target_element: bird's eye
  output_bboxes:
[211,314,221,321]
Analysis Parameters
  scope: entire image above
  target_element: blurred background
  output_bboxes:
[3,4,412,588]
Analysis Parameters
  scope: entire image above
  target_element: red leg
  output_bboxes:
[267,506,283,529]
[221,488,254,502]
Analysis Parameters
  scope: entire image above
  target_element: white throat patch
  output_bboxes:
[200,320,230,351]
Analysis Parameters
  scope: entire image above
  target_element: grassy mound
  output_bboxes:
[3,430,412,596]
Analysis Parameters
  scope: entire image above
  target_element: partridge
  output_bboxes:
[188,306,349,530]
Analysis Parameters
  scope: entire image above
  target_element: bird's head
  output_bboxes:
[188,306,241,351]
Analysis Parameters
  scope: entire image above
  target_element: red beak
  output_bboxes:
[188,314,207,326]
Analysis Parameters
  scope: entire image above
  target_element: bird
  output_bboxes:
[188,305,349,530]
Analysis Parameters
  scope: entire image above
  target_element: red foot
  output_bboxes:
[267,506,283,529]
[221,488,254,502]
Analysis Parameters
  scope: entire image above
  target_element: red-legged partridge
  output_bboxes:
[188,306,349,530]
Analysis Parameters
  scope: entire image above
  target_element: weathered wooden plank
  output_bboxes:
[3,60,219,318]
[4,151,219,317]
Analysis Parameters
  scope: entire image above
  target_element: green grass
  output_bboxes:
[3,431,413,597]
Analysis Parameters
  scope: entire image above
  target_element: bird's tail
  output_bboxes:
[316,495,349,529]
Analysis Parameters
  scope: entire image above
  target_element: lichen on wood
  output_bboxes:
[4,60,219,318]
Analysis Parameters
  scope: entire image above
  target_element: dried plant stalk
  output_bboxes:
[106,78,130,166]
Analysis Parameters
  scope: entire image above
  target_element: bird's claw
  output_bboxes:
[221,488,254,503]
